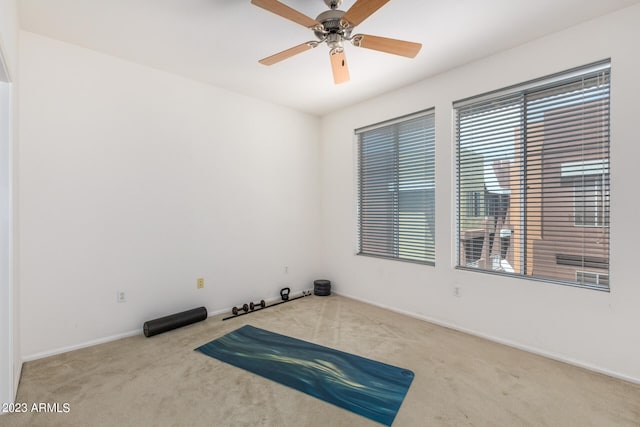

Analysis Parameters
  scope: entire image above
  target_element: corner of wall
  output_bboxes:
[0,0,20,405]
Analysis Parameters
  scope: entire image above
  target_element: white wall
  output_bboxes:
[0,0,19,406]
[320,4,640,382]
[19,31,322,359]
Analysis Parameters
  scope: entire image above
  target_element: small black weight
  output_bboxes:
[313,279,331,296]
[280,287,291,301]
[232,304,250,315]
[249,300,266,311]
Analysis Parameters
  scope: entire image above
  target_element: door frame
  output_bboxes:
[0,43,16,407]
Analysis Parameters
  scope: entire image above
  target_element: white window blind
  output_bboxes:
[357,110,435,264]
[455,61,610,290]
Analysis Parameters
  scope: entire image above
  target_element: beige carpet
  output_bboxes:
[3,295,640,426]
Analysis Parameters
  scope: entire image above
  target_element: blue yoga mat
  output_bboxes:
[195,325,414,426]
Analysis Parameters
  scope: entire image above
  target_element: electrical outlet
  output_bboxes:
[453,286,461,297]
[284,266,289,274]
[197,278,204,289]
[117,291,126,303]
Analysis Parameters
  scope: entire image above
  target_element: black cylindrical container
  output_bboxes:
[314,279,331,296]
[143,306,207,337]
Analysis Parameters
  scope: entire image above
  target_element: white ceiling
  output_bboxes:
[18,0,640,116]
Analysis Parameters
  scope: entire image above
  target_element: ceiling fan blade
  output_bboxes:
[330,49,350,84]
[259,42,316,66]
[251,0,321,29]
[352,34,422,58]
[341,0,390,27]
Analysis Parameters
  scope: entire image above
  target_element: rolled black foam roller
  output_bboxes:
[143,306,207,337]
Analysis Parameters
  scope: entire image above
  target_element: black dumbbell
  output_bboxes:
[249,300,266,311]
[232,303,249,315]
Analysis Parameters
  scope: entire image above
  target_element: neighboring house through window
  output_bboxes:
[455,61,610,290]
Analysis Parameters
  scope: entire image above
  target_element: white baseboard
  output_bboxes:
[22,329,142,362]
[334,291,640,385]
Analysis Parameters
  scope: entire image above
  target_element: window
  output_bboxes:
[455,61,610,290]
[357,110,435,264]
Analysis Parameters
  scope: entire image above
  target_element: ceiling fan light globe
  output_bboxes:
[326,33,344,50]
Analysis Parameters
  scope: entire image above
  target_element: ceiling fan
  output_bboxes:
[251,0,422,84]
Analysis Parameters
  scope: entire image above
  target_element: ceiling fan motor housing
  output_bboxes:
[314,9,352,46]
